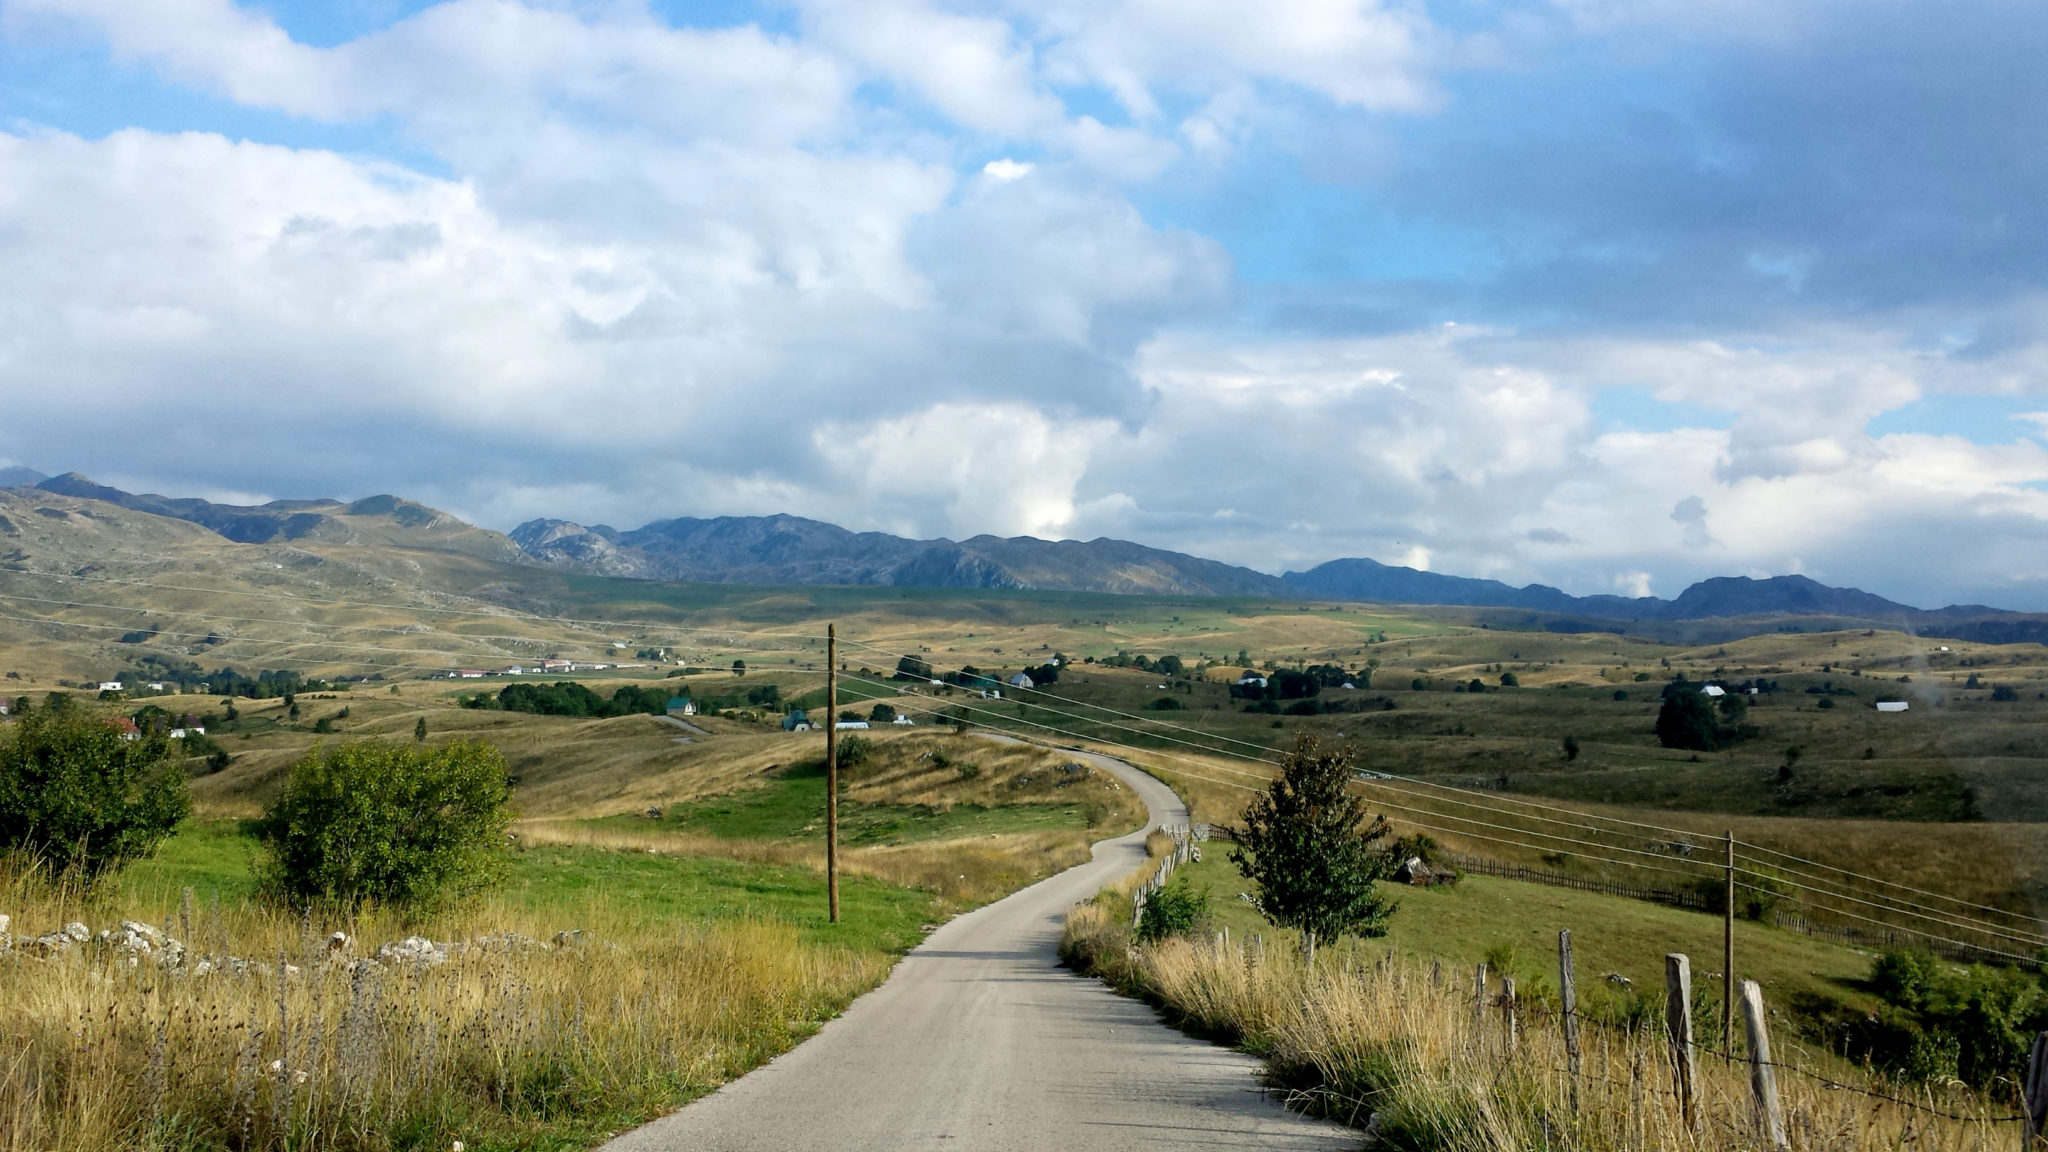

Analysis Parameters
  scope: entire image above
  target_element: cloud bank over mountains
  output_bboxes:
[2,0,2046,608]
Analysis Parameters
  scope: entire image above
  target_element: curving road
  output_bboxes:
[601,747,1355,1152]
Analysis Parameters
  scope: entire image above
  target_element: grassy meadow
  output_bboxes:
[1061,901,2019,1152]
[0,708,1142,1151]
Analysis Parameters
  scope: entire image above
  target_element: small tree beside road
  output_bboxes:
[1229,735,1397,962]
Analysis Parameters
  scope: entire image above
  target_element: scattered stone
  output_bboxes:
[374,936,448,965]
[551,929,586,948]
[1605,972,1633,989]
[326,931,352,954]
[471,932,541,953]
[63,921,89,943]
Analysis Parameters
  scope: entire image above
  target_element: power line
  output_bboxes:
[1738,841,2047,928]
[1735,879,2041,966]
[839,633,1711,844]
[1735,867,2048,951]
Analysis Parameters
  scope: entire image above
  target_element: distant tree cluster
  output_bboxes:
[465,681,674,718]
[1655,686,1756,751]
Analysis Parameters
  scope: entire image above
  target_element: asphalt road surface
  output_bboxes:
[601,747,1357,1152]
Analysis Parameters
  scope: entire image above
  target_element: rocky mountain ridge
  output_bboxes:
[7,471,2042,639]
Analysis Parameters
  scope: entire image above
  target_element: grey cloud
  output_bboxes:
[1670,495,1712,548]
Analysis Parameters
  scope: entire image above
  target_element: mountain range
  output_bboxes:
[8,471,2044,642]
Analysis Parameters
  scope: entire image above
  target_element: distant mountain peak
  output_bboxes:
[0,465,48,488]
[21,472,2038,635]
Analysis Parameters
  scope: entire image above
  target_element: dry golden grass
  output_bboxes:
[512,820,1100,908]
[0,866,889,1152]
[1063,903,2017,1151]
[1078,741,2048,937]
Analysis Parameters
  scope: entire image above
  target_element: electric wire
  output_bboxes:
[1737,840,2047,926]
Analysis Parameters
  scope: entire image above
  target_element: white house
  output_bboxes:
[891,714,915,726]
[1701,684,1726,697]
[1876,701,1910,713]
[168,727,205,739]
[834,720,870,730]
[1009,673,1035,689]
[97,681,123,692]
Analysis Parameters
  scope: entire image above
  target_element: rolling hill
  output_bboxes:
[5,471,2045,642]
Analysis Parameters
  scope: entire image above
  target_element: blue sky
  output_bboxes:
[2,0,2046,609]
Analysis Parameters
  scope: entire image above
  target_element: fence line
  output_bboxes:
[1438,852,2042,969]
[1130,823,1208,928]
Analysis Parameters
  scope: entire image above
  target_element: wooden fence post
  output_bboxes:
[1473,962,1488,1032]
[1739,980,1788,1150]
[2025,1031,2048,1148]
[1666,953,1699,1134]
[1559,930,1582,1096]
[1500,975,1518,1050]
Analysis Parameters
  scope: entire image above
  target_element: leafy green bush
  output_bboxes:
[835,734,873,769]
[1145,696,1186,711]
[1136,873,1209,942]
[0,705,190,880]
[1804,949,2048,1087]
[255,740,513,912]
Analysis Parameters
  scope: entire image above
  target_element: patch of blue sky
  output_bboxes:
[1867,394,2048,445]
[646,0,799,37]
[1590,388,1732,435]
[0,40,445,176]
[254,0,441,48]
[1133,150,1502,288]
[259,0,797,46]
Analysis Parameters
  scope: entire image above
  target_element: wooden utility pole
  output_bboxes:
[1724,829,1737,1063]
[826,624,839,924]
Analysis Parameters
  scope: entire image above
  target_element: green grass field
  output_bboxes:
[111,819,941,955]
[1165,850,1877,1025]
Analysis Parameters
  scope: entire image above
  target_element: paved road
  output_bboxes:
[602,748,1356,1152]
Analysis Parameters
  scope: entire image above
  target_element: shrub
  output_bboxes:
[868,703,896,723]
[1991,685,2020,702]
[1144,696,1186,711]
[836,734,874,769]
[1136,873,1209,942]
[1499,671,1518,687]
[255,740,513,912]
[0,707,190,880]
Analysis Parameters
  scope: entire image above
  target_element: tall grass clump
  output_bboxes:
[1063,901,2018,1151]
[0,859,892,1152]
